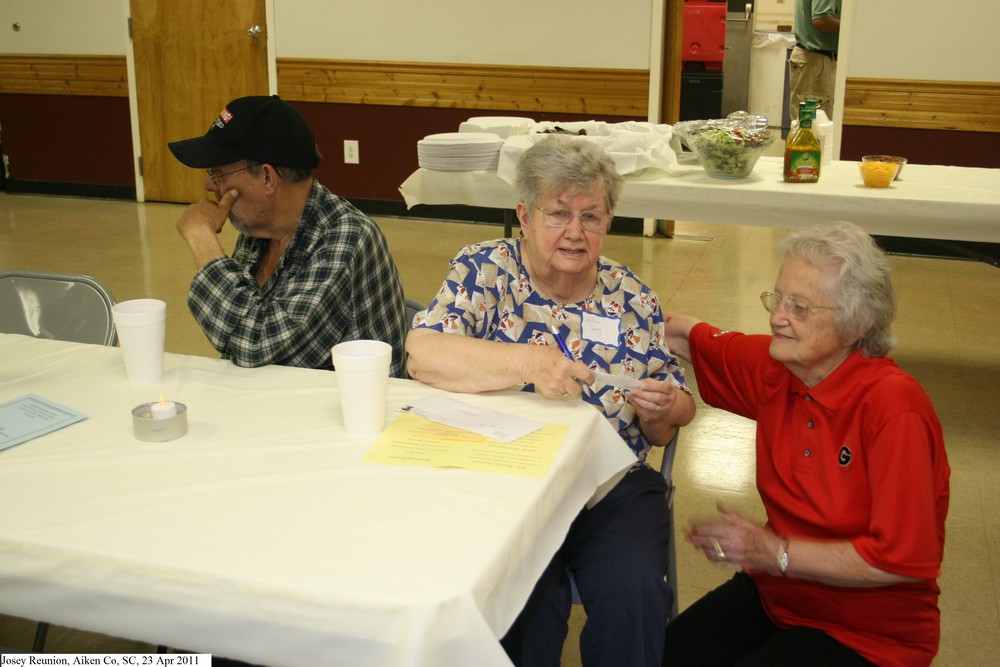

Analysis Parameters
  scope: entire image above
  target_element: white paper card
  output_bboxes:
[591,371,644,390]
[400,395,546,442]
[590,372,683,391]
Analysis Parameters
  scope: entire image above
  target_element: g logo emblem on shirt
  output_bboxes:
[838,445,852,466]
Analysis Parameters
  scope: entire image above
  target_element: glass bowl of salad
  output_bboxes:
[674,117,775,179]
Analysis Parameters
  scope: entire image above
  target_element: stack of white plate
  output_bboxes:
[417,132,505,171]
[458,116,536,138]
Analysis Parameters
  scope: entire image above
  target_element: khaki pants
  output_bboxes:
[788,45,837,124]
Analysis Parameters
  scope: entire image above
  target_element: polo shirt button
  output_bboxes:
[807,420,814,428]
[806,395,813,402]
[804,449,812,457]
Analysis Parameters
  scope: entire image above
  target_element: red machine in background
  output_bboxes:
[680,0,727,120]
[682,0,726,71]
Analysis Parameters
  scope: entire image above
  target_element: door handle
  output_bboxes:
[728,4,752,23]
[247,25,262,38]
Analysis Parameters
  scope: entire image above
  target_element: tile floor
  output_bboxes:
[1,191,998,665]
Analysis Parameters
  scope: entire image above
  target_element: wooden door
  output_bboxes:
[660,0,684,125]
[131,0,268,203]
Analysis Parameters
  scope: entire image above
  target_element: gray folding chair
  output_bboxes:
[569,430,680,621]
[661,433,680,620]
[0,270,117,651]
[402,297,426,378]
[404,297,426,328]
[0,270,117,346]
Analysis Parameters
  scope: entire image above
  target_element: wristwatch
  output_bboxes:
[778,539,790,575]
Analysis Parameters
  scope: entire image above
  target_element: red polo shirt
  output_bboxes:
[689,323,950,667]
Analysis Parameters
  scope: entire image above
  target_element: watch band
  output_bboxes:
[778,539,790,575]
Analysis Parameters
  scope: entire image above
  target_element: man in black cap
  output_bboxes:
[168,95,408,376]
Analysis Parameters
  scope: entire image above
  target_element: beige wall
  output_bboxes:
[273,0,654,68]
[0,0,125,55]
[2,0,996,82]
[0,0,653,68]
[848,0,999,82]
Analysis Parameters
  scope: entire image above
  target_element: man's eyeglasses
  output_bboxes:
[206,165,250,181]
[760,291,836,320]
[536,207,611,232]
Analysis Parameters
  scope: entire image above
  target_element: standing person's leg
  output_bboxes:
[569,467,672,667]
[815,56,837,121]
[788,45,811,125]
[788,47,831,123]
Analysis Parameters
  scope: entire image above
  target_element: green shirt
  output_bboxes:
[794,0,841,54]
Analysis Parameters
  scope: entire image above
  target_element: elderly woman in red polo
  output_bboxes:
[662,220,949,667]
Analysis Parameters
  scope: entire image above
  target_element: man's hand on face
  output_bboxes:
[177,189,240,241]
[176,189,239,268]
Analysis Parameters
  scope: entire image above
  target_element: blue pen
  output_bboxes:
[550,325,591,397]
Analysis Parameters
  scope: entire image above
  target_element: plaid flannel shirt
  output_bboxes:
[188,180,407,376]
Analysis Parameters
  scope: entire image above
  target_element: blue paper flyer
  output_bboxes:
[0,394,87,452]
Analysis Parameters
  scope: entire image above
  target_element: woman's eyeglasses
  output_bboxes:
[760,291,836,320]
[536,207,611,232]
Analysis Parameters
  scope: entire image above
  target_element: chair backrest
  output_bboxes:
[401,297,427,379]
[0,270,117,346]
[661,431,680,621]
[404,297,426,328]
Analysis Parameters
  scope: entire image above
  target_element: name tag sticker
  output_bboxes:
[582,311,620,346]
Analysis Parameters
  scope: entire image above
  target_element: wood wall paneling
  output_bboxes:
[3,54,999,197]
[843,78,1000,133]
[3,55,998,133]
[0,55,128,97]
[277,59,649,117]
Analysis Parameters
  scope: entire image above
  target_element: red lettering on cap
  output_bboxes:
[213,107,234,130]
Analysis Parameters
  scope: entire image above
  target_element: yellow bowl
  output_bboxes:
[861,155,907,183]
[859,157,902,188]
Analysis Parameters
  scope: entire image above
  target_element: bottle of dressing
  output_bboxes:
[783,102,822,183]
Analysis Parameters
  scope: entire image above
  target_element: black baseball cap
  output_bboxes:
[168,95,321,170]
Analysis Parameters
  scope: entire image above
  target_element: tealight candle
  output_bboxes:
[132,400,188,442]
[151,395,177,420]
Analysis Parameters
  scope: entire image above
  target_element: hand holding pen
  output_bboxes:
[549,325,592,397]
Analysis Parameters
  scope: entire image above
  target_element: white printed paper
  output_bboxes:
[591,371,644,390]
[400,395,545,442]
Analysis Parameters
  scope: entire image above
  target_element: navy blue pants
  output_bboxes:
[501,465,673,667]
[664,571,875,666]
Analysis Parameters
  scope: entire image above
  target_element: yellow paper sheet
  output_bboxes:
[364,413,567,478]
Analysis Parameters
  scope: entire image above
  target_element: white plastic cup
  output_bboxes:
[331,340,392,434]
[111,299,167,383]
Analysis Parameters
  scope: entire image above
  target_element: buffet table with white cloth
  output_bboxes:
[0,334,636,666]
[399,157,1000,244]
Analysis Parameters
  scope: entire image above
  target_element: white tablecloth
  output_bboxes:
[0,334,636,666]
[399,158,1000,243]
